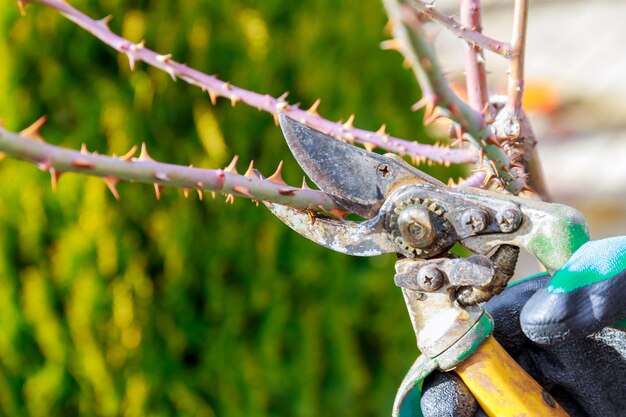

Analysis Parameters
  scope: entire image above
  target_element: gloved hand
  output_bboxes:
[420,237,626,417]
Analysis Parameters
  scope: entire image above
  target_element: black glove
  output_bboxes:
[420,273,626,417]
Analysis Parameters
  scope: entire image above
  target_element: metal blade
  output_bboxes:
[279,115,443,218]
[265,202,396,256]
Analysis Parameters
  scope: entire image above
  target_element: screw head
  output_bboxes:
[376,163,393,178]
[417,266,444,291]
[461,209,487,233]
[496,209,521,232]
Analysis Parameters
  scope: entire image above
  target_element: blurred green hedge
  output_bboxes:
[0,1,463,416]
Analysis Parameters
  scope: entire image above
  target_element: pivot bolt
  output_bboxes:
[496,209,522,232]
[461,209,487,233]
[398,206,437,249]
[417,266,444,291]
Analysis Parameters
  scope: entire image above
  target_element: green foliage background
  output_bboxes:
[0,1,463,416]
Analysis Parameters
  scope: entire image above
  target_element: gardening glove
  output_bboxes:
[420,237,626,417]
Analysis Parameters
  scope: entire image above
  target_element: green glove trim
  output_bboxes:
[546,237,626,294]
[508,271,550,288]
[615,317,626,329]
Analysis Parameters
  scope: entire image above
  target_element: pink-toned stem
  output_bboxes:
[507,0,528,111]
[384,0,527,193]
[410,0,512,58]
[455,170,486,188]
[460,0,490,113]
[19,0,476,165]
[0,124,344,212]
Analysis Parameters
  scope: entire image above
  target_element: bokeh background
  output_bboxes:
[0,1,459,416]
[1,0,625,416]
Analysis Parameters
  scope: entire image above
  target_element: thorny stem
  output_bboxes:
[384,0,526,192]
[409,0,512,58]
[19,0,476,166]
[383,0,490,142]
[507,0,528,111]
[456,170,485,189]
[0,124,344,212]
[460,0,490,113]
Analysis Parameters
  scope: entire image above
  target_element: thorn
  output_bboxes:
[165,66,176,81]
[135,40,145,50]
[267,161,287,185]
[154,172,169,182]
[423,107,441,126]
[486,135,501,146]
[307,99,321,115]
[230,95,240,107]
[380,38,402,51]
[37,158,52,172]
[98,15,113,27]
[364,143,376,152]
[225,193,235,204]
[120,145,138,162]
[275,100,288,111]
[376,124,387,135]
[127,53,136,72]
[72,158,95,169]
[138,143,153,161]
[488,159,498,175]
[447,177,456,187]
[183,187,190,198]
[383,20,393,35]
[154,184,163,200]
[197,189,203,200]
[224,155,239,174]
[17,0,26,16]
[233,185,254,198]
[49,168,62,191]
[343,114,355,129]
[20,115,47,141]
[208,90,218,105]
[307,210,317,225]
[80,143,89,154]
[244,160,256,178]
[211,191,216,199]
[103,176,120,200]
[272,113,279,126]
[329,208,349,219]
[277,91,289,101]
[156,53,172,63]
[301,177,310,189]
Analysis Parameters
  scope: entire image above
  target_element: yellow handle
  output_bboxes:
[454,336,569,417]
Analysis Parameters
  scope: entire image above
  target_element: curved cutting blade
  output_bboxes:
[265,202,396,256]
[279,115,443,218]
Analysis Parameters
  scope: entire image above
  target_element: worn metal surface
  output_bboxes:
[268,118,589,417]
[395,258,486,357]
[460,192,589,273]
[456,245,520,306]
[278,115,443,218]
[264,203,396,256]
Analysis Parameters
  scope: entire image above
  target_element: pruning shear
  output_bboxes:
[266,115,590,417]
